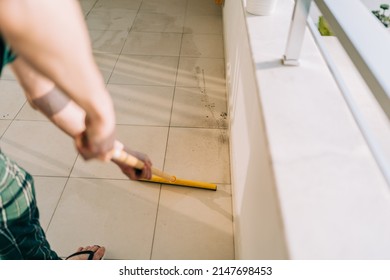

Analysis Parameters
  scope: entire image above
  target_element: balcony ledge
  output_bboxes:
[224,0,390,259]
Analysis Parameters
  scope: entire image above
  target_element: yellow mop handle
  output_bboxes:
[142,175,217,191]
[112,147,217,191]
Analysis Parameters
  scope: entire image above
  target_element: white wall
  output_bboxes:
[361,0,389,10]
[223,0,390,259]
[223,0,288,260]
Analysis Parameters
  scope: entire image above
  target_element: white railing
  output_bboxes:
[283,0,390,186]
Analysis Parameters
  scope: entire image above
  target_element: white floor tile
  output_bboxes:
[16,102,47,121]
[79,0,97,16]
[152,184,234,259]
[132,13,185,33]
[171,86,228,128]
[0,81,26,120]
[46,178,160,259]
[176,57,225,88]
[95,0,142,10]
[89,30,128,54]
[0,121,78,176]
[122,32,182,56]
[187,0,222,16]
[139,0,187,15]
[34,176,67,231]
[0,120,11,137]
[184,15,223,34]
[109,84,174,126]
[86,7,137,31]
[94,52,120,83]
[164,127,230,184]
[110,55,179,86]
[181,34,224,58]
[0,65,16,81]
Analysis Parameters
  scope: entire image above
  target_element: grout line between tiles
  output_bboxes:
[149,0,190,259]
[98,0,142,86]
[83,0,99,18]
[12,118,50,123]
[107,53,225,59]
[45,153,81,232]
[12,99,29,121]
[148,182,162,260]
[150,1,188,259]
[0,120,12,139]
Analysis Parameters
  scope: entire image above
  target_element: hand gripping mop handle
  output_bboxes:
[112,149,176,182]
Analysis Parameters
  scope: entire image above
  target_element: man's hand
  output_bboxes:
[112,147,153,180]
[75,115,116,161]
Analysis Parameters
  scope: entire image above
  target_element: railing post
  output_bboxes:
[283,0,313,65]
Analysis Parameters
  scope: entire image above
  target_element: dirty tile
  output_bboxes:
[187,0,222,16]
[176,57,225,88]
[181,34,224,58]
[0,121,78,176]
[164,127,230,184]
[152,184,234,259]
[110,55,179,86]
[95,0,142,10]
[171,86,228,128]
[0,80,26,120]
[132,13,185,33]
[109,84,174,126]
[71,125,169,179]
[184,15,223,34]
[139,0,187,15]
[89,30,128,54]
[86,7,137,31]
[46,178,160,259]
[122,32,182,56]
[34,176,67,231]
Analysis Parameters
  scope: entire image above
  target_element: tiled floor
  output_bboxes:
[0,0,233,259]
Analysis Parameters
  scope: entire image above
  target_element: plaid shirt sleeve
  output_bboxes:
[0,152,35,226]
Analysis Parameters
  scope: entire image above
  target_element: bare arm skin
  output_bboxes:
[10,58,152,180]
[11,58,86,138]
[0,0,115,160]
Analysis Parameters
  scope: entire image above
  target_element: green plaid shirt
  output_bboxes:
[0,35,27,225]
[0,152,34,225]
[0,34,17,76]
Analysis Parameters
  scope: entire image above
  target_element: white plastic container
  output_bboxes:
[246,0,278,16]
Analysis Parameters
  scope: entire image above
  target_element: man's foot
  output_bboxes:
[65,245,105,260]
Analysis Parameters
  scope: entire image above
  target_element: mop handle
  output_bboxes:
[112,149,176,182]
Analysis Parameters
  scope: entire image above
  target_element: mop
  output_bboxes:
[112,148,217,191]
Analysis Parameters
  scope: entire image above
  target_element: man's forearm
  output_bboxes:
[11,58,86,137]
[0,0,115,132]
[32,87,86,138]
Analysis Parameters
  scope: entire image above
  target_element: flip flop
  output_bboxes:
[65,246,105,260]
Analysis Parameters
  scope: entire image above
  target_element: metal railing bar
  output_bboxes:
[283,0,313,65]
[314,0,390,120]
